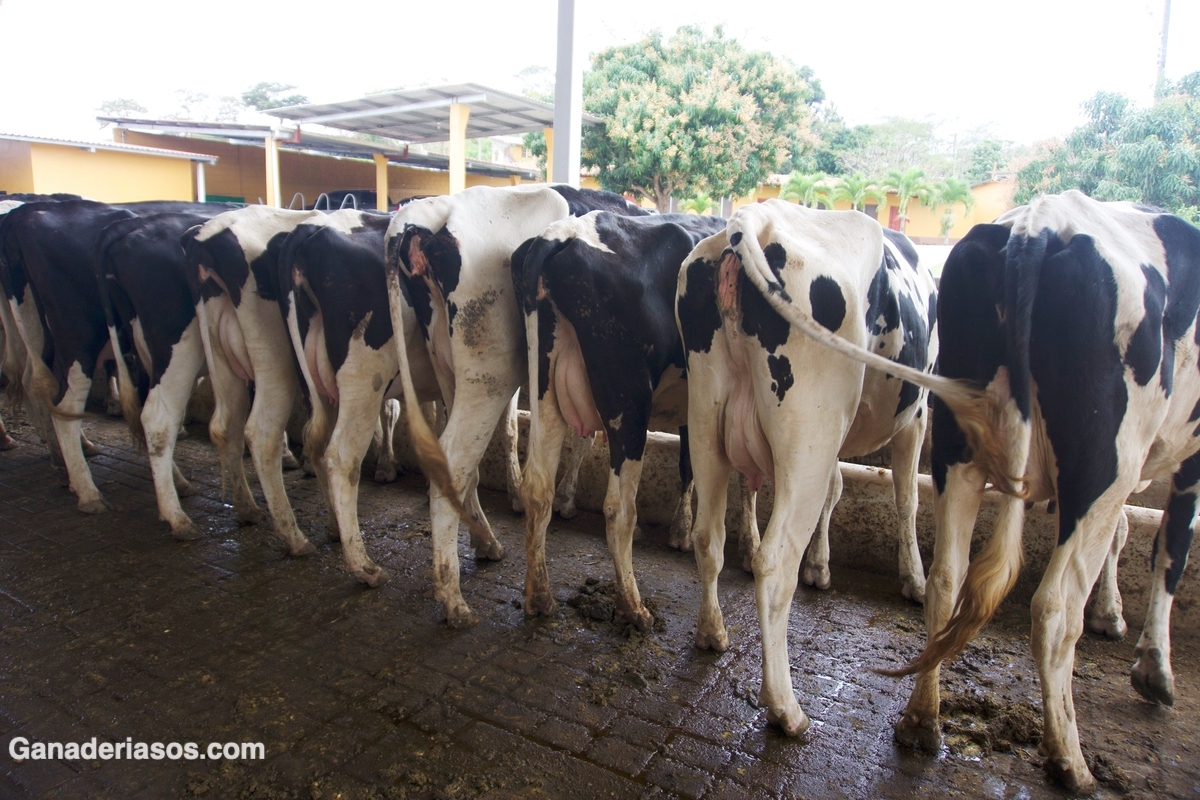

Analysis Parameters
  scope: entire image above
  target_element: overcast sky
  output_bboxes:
[1,0,1196,146]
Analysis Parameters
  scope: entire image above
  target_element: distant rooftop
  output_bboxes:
[264,82,600,144]
[0,132,217,164]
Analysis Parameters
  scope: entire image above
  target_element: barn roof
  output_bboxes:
[262,83,599,144]
[0,132,218,164]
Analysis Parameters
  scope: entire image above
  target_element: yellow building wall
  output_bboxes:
[27,143,194,202]
[0,140,35,195]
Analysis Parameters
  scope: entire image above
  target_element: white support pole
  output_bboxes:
[264,136,281,207]
[195,162,207,203]
[552,0,582,188]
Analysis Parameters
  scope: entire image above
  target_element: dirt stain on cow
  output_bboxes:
[456,289,498,349]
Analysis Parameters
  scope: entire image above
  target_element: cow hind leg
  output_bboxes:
[1131,451,1200,706]
[801,467,841,591]
[737,473,761,574]
[1086,509,1129,640]
[892,411,928,603]
[51,362,108,513]
[245,380,315,557]
[501,391,523,513]
[553,432,587,519]
[604,458,651,630]
[0,412,14,450]
[894,462,985,752]
[373,398,401,483]
[1033,501,1126,793]
[204,321,261,526]
[520,392,569,617]
[668,424,694,551]
[692,453,733,652]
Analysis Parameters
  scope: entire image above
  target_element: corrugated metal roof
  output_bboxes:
[264,83,599,144]
[0,133,218,164]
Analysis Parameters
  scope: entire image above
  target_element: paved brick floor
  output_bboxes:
[0,414,1197,798]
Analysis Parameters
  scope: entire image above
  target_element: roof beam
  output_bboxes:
[289,93,488,126]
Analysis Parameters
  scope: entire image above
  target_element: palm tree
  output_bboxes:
[681,192,718,215]
[782,172,830,208]
[880,168,933,233]
[831,172,885,213]
[929,177,976,243]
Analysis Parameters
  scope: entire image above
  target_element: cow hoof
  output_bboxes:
[510,494,525,515]
[1043,757,1094,794]
[301,457,317,477]
[525,592,557,617]
[1086,611,1127,641]
[446,602,480,628]
[901,578,926,606]
[695,627,729,652]
[170,522,204,541]
[623,605,654,632]
[0,434,16,451]
[175,479,195,498]
[765,703,810,737]
[474,539,505,561]
[288,538,318,557]
[78,497,110,515]
[81,440,102,458]
[801,564,831,591]
[353,563,390,587]
[235,505,263,526]
[282,450,301,471]
[893,712,942,752]
[373,466,398,484]
[554,500,577,520]
[105,399,122,418]
[667,530,693,552]
[741,555,755,575]
[1131,648,1175,706]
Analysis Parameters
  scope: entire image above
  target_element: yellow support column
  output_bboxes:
[264,136,281,207]
[374,154,389,211]
[449,103,470,195]
[543,126,554,183]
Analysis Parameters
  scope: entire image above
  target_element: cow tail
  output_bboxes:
[96,224,146,451]
[728,216,1026,499]
[384,226,491,544]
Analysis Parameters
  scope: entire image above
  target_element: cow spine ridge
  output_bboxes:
[727,212,1023,498]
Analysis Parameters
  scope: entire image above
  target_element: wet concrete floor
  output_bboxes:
[0,415,1198,799]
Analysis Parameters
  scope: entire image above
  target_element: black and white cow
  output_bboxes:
[513,211,731,628]
[0,199,223,512]
[384,184,648,625]
[888,191,1200,793]
[675,200,999,739]
[279,208,440,585]
[97,211,217,538]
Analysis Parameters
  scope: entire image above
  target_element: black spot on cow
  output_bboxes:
[248,231,290,303]
[883,227,920,269]
[763,243,787,281]
[929,224,1011,494]
[677,257,722,356]
[865,258,901,335]
[1124,265,1166,388]
[1152,215,1200,390]
[729,232,743,246]
[422,226,464,298]
[550,185,652,217]
[809,276,846,333]
[536,298,555,400]
[739,270,790,352]
[1160,450,1200,593]
[1029,233,1125,545]
[194,226,249,306]
[893,288,931,416]
[1189,398,1200,422]
[767,354,794,403]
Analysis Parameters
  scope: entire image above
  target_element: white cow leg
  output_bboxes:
[245,380,315,556]
[203,320,261,526]
[1033,502,1124,793]
[801,467,841,591]
[105,373,122,418]
[373,398,401,483]
[521,394,568,616]
[1131,454,1200,707]
[50,361,107,513]
[604,459,651,630]
[500,391,523,513]
[754,465,828,737]
[736,474,761,574]
[1086,509,1129,640]
[667,480,695,552]
[142,321,205,539]
[323,381,389,586]
[692,457,733,651]
[892,411,928,603]
[895,462,984,751]
[302,392,338,538]
[429,390,512,627]
[281,431,301,471]
[553,432,587,520]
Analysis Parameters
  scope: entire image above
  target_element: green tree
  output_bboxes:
[782,171,829,207]
[963,139,1006,184]
[96,97,147,122]
[582,26,818,211]
[929,177,976,243]
[879,167,933,232]
[831,172,884,212]
[241,82,309,111]
[1015,89,1200,215]
[680,192,718,215]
